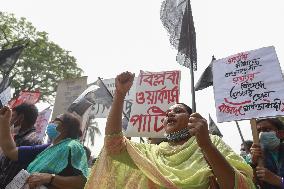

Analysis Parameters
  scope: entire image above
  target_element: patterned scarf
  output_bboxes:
[27,138,89,178]
[85,135,255,189]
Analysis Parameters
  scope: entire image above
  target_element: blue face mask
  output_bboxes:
[46,123,60,141]
[259,131,280,150]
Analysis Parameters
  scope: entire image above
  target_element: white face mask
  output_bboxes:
[259,131,280,150]
[240,150,247,158]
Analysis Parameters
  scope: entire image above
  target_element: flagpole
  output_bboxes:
[189,55,196,112]
[235,121,247,150]
[187,0,196,112]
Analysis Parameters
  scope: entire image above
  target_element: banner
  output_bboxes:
[34,108,52,139]
[9,90,40,109]
[126,70,180,137]
[213,46,284,122]
[91,78,136,118]
[52,77,87,119]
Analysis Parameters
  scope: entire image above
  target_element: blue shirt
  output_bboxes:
[18,144,50,164]
[0,128,42,189]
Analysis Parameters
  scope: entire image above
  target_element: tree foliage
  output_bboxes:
[0,12,83,103]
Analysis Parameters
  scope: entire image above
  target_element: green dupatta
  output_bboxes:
[85,135,255,189]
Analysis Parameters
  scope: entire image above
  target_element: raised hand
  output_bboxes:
[188,113,212,149]
[115,71,135,96]
[0,106,12,128]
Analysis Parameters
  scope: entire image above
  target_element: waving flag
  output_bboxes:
[0,45,24,93]
[0,45,24,72]
[160,0,197,70]
[68,78,113,116]
[208,114,223,137]
[195,56,216,91]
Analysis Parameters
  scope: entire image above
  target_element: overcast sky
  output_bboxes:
[2,0,284,156]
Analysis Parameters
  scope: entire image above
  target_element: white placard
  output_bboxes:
[52,77,87,119]
[213,46,284,122]
[5,169,47,189]
[0,87,11,106]
[126,70,180,137]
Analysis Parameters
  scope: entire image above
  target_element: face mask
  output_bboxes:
[259,131,280,150]
[245,154,252,163]
[240,150,247,158]
[46,123,60,141]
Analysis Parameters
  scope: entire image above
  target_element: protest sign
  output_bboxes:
[52,77,87,119]
[126,70,180,137]
[213,46,284,122]
[34,108,52,139]
[9,90,40,109]
[0,87,11,107]
[5,169,47,189]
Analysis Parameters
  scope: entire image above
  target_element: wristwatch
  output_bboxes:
[49,174,56,185]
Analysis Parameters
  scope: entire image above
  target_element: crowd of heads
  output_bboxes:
[11,103,93,164]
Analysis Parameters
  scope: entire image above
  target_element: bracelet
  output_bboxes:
[281,177,284,189]
[48,174,56,185]
[105,131,123,138]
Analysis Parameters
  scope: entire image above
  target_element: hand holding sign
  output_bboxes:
[188,113,212,149]
[26,173,52,189]
[250,143,263,165]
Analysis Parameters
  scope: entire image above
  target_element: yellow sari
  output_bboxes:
[85,134,255,189]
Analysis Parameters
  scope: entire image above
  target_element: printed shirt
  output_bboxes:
[0,127,42,189]
[262,143,284,189]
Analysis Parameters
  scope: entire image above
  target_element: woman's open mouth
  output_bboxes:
[166,118,176,126]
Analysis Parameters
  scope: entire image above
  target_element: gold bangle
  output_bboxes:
[105,131,123,137]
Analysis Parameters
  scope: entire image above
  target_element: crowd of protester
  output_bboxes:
[0,103,97,189]
[0,71,284,189]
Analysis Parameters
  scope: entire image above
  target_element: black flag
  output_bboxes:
[0,74,12,93]
[0,45,24,73]
[0,46,24,93]
[194,56,216,91]
[68,78,113,116]
[160,0,197,70]
[208,114,223,137]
